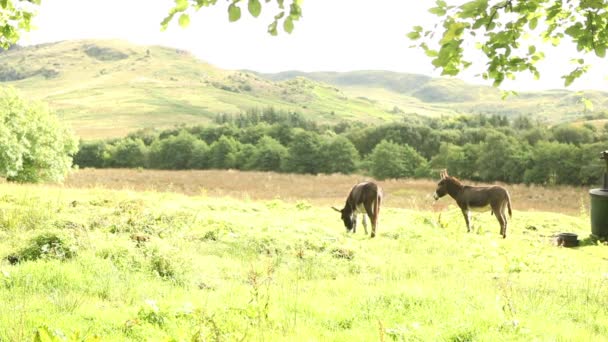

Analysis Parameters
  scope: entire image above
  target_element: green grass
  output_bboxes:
[0,182,606,341]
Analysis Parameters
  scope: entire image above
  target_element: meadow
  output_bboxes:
[0,169,606,341]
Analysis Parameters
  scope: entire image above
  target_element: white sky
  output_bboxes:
[19,0,608,91]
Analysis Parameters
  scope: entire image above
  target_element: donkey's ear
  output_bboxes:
[440,169,447,179]
[331,206,342,212]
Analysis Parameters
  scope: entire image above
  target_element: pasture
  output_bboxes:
[0,169,606,341]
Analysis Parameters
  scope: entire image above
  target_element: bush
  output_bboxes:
[9,231,77,263]
[0,87,78,183]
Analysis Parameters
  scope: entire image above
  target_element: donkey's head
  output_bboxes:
[332,207,354,232]
[433,169,450,200]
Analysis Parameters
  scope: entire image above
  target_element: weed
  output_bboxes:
[10,231,77,263]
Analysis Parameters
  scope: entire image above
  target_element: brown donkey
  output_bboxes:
[433,170,512,238]
[332,182,383,238]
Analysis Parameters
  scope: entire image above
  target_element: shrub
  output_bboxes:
[9,231,77,263]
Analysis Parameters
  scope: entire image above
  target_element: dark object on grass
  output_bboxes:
[557,233,579,247]
[589,150,608,239]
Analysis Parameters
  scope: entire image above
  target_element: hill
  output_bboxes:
[1,40,607,139]
[0,40,424,139]
[260,70,608,122]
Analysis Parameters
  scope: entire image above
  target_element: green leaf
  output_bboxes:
[406,31,421,40]
[228,3,241,22]
[529,18,538,30]
[268,20,278,36]
[248,0,262,17]
[527,45,536,55]
[178,13,190,28]
[174,0,188,11]
[0,0,7,9]
[595,45,606,58]
[429,7,446,16]
[283,17,294,34]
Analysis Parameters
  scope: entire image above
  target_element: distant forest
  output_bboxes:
[75,107,608,186]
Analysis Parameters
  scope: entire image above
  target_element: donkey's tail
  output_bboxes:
[507,191,512,217]
[373,194,381,230]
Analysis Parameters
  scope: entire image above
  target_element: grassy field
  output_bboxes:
[0,169,606,341]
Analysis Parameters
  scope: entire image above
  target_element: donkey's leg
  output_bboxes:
[361,214,368,235]
[461,208,471,233]
[352,214,357,233]
[500,204,508,238]
[364,202,375,238]
[493,204,507,238]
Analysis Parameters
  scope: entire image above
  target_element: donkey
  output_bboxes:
[433,170,512,238]
[332,182,383,238]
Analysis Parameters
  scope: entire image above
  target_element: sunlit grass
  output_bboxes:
[0,173,605,340]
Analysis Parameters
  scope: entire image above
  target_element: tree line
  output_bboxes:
[75,107,608,186]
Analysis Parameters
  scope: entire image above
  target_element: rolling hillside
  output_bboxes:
[260,70,608,122]
[1,40,607,139]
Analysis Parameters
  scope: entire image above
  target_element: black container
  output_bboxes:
[557,233,579,247]
[590,151,608,238]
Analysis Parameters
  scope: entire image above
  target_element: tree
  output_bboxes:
[524,141,581,185]
[410,0,608,87]
[107,138,147,168]
[0,87,78,182]
[189,139,210,169]
[248,135,288,171]
[161,0,302,36]
[208,135,240,169]
[368,140,427,180]
[476,131,529,183]
[0,0,39,49]
[74,140,108,168]
[320,136,360,174]
[148,130,200,169]
[551,125,594,145]
[283,130,323,174]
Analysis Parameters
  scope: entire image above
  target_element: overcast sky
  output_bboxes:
[20,0,608,91]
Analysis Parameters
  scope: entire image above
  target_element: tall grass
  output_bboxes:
[0,176,605,340]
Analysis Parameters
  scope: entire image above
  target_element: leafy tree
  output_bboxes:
[411,0,608,87]
[149,130,200,169]
[578,142,606,186]
[283,130,324,174]
[74,140,108,168]
[189,140,210,169]
[430,143,468,178]
[476,131,529,183]
[0,0,39,49]
[208,135,240,169]
[524,141,581,185]
[107,138,147,168]
[235,143,256,170]
[0,87,78,182]
[248,135,288,171]
[161,0,302,36]
[127,128,160,146]
[320,136,360,174]
[368,140,427,180]
[551,125,594,145]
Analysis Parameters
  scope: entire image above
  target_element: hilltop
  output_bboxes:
[1,40,607,139]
